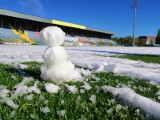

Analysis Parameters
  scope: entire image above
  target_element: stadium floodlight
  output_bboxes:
[132,0,138,46]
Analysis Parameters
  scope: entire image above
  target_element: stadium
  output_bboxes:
[0,8,117,46]
[0,3,160,119]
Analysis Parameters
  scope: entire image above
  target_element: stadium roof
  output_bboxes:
[0,8,116,35]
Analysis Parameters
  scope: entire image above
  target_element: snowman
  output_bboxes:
[39,26,81,83]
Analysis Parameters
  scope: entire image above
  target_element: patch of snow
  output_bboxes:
[0,85,7,89]
[10,110,15,118]
[89,95,96,104]
[26,94,33,100]
[45,83,59,93]
[41,106,51,113]
[80,89,85,93]
[102,86,160,118]
[156,90,160,96]
[57,110,66,117]
[12,63,28,69]
[11,75,17,80]
[0,89,9,98]
[15,77,33,88]
[44,100,49,105]
[5,98,19,109]
[0,45,160,85]
[81,81,91,91]
[27,84,41,94]
[14,85,28,96]
[65,84,78,94]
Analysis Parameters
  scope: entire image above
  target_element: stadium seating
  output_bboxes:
[0,26,117,46]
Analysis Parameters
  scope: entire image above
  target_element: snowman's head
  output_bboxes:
[40,26,66,47]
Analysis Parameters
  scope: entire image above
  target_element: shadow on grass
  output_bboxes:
[24,69,42,81]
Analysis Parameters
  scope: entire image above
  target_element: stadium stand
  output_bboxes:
[0,8,117,46]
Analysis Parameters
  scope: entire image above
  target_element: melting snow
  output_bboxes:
[102,86,160,118]
[45,83,60,93]
[41,106,51,113]
[81,81,92,91]
[89,95,96,104]
[0,45,160,85]
[57,110,66,117]
[65,84,78,93]
[5,98,19,109]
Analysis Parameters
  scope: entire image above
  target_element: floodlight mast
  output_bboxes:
[132,0,138,46]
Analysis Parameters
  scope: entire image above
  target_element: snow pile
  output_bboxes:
[26,94,34,100]
[57,110,66,117]
[27,84,41,94]
[81,81,92,91]
[89,95,96,104]
[41,106,51,113]
[102,86,160,118]
[65,84,78,94]
[0,88,9,98]
[40,26,81,83]
[5,98,19,109]
[45,83,60,93]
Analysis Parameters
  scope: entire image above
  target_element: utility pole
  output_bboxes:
[132,0,138,46]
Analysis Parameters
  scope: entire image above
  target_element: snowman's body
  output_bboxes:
[40,26,81,83]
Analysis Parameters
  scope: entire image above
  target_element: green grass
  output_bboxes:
[114,55,160,64]
[0,62,160,120]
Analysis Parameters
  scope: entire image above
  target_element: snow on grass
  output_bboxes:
[26,94,34,100]
[57,110,66,117]
[0,89,10,98]
[89,95,96,104]
[0,45,160,85]
[40,106,51,113]
[65,84,78,93]
[81,81,91,91]
[44,83,60,93]
[102,86,160,118]
[5,98,19,109]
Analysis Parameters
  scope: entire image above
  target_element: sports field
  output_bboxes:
[0,45,160,119]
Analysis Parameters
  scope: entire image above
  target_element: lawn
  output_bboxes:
[0,62,160,119]
[115,55,160,64]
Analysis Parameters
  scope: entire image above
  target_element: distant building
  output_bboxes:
[138,36,156,45]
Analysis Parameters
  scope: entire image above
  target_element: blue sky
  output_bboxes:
[0,0,160,37]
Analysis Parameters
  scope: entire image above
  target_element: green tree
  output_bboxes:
[155,29,160,44]
[137,38,146,46]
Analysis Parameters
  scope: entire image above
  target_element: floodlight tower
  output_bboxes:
[132,0,138,46]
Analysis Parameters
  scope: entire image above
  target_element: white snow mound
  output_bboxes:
[102,86,160,118]
[45,83,60,93]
